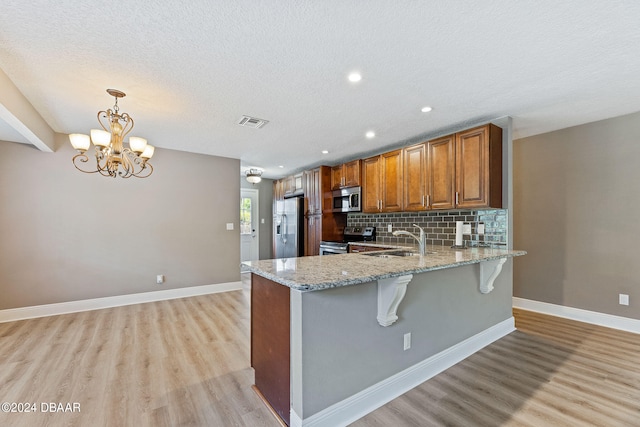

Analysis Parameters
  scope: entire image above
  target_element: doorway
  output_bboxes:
[240,188,260,261]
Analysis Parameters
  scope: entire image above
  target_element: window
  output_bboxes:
[240,197,252,234]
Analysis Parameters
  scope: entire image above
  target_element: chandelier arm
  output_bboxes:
[97,110,112,133]
[132,162,153,178]
[120,113,134,139]
[119,149,137,178]
[71,153,101,174]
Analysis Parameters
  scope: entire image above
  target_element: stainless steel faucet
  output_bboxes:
[392,224,427,255]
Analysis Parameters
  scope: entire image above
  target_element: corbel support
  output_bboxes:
[377,274,413,327]
[479,258,507,294]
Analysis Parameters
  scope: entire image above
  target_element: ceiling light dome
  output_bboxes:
[245,168,263,184]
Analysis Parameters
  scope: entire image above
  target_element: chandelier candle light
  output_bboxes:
[69,89,155,178]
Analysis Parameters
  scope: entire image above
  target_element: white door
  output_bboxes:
[240,188,260,261]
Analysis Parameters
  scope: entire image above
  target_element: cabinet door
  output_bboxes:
[343,159,361,187]
[294,173,304,194]
[330,165,343,190]
[403,143,427,211]
[362,156,381,212]
[455,126,489,208]
[305,214,321,256]
[428,135,456,210]
[283,176,294,196]
[381,149,403,212]
[455,124,502,209]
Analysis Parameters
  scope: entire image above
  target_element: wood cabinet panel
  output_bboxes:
[304,166,346,255]
[403,143,427,211]
[343,159,361,187]
[331,159,361,189]
[455,124,502,209]
[330,165,343,190]
[381,149,403,212]
[362,156,382,212]
[251,274,290,425]
[428,135,456,210]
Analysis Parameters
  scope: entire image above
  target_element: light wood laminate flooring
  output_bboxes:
[353,308,640,426]
[1,282,638,426]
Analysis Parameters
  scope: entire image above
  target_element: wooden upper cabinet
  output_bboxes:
[283,173,304,197]
[428,135,456,210]
[331,159,361,189]
[304,169,320,215]
[403,143,427,211]
[380,149,403,212]
[455,124,502,209]
[330,165,343,190]
[362,156,382,212]
[343,159,361,187]
[363,151,403,212]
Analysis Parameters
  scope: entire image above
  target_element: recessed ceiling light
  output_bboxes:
[348,72,362,83]
[322,150,329,154]
[365,131,376,139]
[421,106,433,113]
[279,165,284,168]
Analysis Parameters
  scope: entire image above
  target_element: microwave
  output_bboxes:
[332,186,362,213]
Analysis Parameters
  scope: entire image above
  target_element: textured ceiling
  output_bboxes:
[1,1,639,178]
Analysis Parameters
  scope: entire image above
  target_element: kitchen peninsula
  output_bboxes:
[242,245,526,427]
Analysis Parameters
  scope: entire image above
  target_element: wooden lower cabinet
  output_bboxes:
[251,274,290,425]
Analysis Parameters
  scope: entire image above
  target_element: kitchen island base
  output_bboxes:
[249,255,520,426]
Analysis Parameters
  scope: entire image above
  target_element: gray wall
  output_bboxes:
[241,177,274,260]
[0,136,240,310]
[292,263,513,417]
[513,111,640,319]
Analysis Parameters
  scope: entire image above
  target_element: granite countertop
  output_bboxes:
[241,245,527,291]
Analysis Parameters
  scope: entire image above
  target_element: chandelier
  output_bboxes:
[245,168,263,184]
[69,89,155,178]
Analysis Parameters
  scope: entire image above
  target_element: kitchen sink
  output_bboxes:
[363,250,428,258]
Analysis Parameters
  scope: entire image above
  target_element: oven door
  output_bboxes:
[319,243,348,255]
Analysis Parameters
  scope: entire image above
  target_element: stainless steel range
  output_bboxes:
[319,226,376,255]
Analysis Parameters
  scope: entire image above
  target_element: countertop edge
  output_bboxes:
[242,250,526,292]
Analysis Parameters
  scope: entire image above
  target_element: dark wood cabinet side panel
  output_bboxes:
[489,124,503,208]
[251,274,291,425]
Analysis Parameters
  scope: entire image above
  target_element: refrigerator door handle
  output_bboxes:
[282,214,287,244]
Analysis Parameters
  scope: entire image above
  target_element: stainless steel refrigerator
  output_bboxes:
[273,196,304,259]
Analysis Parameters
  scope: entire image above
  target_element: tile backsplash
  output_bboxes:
[347,209,508,248]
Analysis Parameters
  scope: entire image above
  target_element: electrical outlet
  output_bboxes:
[226,223,234,230]
[403,332,411,350]
[619,294,629,306]
[388,224,393,233]
[478,223,485,235]
[157,275,164,284]
[462,223,472,235]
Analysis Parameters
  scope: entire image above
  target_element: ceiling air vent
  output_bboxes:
[238,115,269,129]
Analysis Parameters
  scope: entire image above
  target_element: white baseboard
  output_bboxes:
[513,297,640,335]
[0,281,242,323]
[290,317,515,427]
